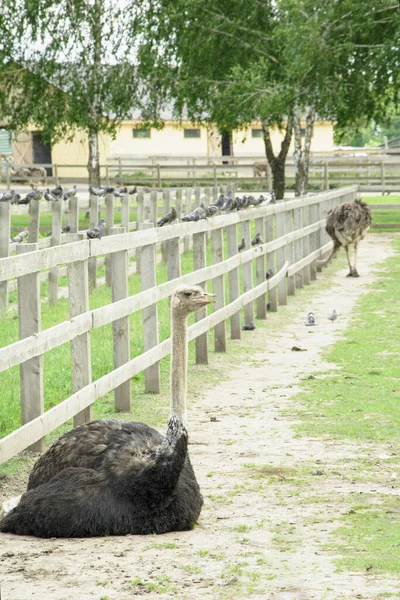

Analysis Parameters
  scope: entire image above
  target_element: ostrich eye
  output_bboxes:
[184,291,192,297]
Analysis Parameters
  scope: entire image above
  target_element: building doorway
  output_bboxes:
[32,132,52,176]
[221,131,232,164]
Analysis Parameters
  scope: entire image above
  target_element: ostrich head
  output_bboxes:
[171,285,215,316]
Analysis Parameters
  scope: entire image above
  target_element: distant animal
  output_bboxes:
[157,207,177,227]
[318,198,372,277]
[238,238,245,252]
[8,159,47,184]
[0,190,19,203]
[48,185,63,199]
[252,160,268,178]
[62,225,71,233]
[242,321,255,331]
[305,312,317,326]
[266,301,271,311]
[128,186,137,194]
[266,268,274,280]
[87,218,106,239]
[89,185,107,197]
[0,285,213,538]
[328,310,337,322]
[251,233,264,246]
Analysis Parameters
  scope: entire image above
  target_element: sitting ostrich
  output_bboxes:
[318,198,372,277]
[0,285,214,538]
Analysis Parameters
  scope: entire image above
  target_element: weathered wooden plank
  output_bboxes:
[266,214,277,312]
[241,219,254,325]
[0,200,11,310]
[276,211,287,306]
[254,216,267,318]
[48,200,62,304]
[110,227,131,411]
[309,204,319,280]
[301,205,311,285]
[293,207,304,287]
[68,257,92,427]
[285,209,296,296]
[161,189,170,263]
[211,227,226,352]
[68,196,79,234]
[121,193,130,232]
[141,223,160,393]
[28,199,40,243]
[193,231,208,364]
[226,223,241,339]
[17,243,44,453]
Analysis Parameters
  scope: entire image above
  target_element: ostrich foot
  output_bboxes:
[346,268,359,277]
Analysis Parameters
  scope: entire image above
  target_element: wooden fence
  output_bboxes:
[0,185,358,464]
[5,154,400,191]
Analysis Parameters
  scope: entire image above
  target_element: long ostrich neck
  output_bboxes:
[170,308,188,425]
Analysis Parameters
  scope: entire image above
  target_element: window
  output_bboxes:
[133,128,151,138]
[251,129,263,138]
[184,128,201,139]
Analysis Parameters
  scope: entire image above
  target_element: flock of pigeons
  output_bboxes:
[0,184,138,206]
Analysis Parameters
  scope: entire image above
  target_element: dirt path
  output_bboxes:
[1,234,399,600]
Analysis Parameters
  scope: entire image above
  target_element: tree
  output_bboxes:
[140,0,400,198]
[0,0,145,185]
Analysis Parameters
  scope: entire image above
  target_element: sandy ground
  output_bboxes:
[1,233,399,600]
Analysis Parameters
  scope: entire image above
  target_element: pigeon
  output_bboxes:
[11,229,28,243]
[157,207,177,227]
[205,204,218,217]
[214,194,225,209]
[242,321,255,331]
[48,184,63,199]
[10,192,21,204]
[62,225,71,233]
[87,218,106,239]
[238,238,245,252]
[128,186,137,194]
[266,301,271,311]
[44,190,58,202]
[119,187,128,194]
[266,268,274,280]
[328,309,337,322]
[305,312,317,326]
[89,185,109,197]
[18,188,43,204]
[0,190,18,202]
[63,185,77,201]
[251,233,264,246]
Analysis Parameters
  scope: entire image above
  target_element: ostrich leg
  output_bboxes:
[352,242,359,277]
[344,245,353,277]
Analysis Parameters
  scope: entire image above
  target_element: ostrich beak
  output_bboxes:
[195,292,216,306]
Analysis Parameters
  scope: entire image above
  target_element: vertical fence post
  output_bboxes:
[184,188,191,252]
[316,200,323,271]
[17,243,44,452]
[175,188,182,220]
[69,252,92,427]
[150,189,158,226]
[302,205,311,285]
[193,231,208,364]
[275,210,287,305]
[226,223,241,339]
[285,209,296,296]
[136,191,144,275]
[68,196,79,234]
[140,222,161,393]
[266,214,277,311]
[211,227,226,352]
[5,160,11,189]
[309,202,319,280]
[255,215,267,318]
[88,193,99,288]
[105,192,114,286]
[48,200,62,304]
[241,219,254,324]
[110,226,131,411]
[324,162,329,191]
[54,164,59,185]
[161,189,170,263]
[0,200,10,310]
[167,235,181,282]
[28,198,40,243]
[194,187,201,207]
[293,207,304,287]
[121,192,130,232]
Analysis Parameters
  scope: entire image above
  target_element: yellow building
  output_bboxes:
[7,115,334,180]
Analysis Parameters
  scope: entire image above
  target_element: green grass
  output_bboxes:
[293,236,400,574]
[363,194,400,230]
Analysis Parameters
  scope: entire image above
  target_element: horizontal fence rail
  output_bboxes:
[0,185,358,464]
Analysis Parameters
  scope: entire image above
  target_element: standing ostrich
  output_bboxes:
[0,286,214,538]
[318,198,372,277]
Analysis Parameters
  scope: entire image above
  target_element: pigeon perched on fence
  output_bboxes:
[0,190,19,203]
[238,238,245,252]
[11,229,28,243]
[44,190,58,202]
[305,312,317,326]
[18,188,43,204]
[266,268,274,280]
[62,225,71,233]
[48,184,63,199]
[87,218,106,239]
[242,321,255,331]
[157,207,177,227]
[89,185,108,197]
[128,186,137,194]
[328,309,337,322]
[251,232,264,246]
[63,185,77,201]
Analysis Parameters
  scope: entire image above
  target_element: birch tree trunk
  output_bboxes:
[293,106,314,197]
[87,130,101,187]
[262,115,294,200]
